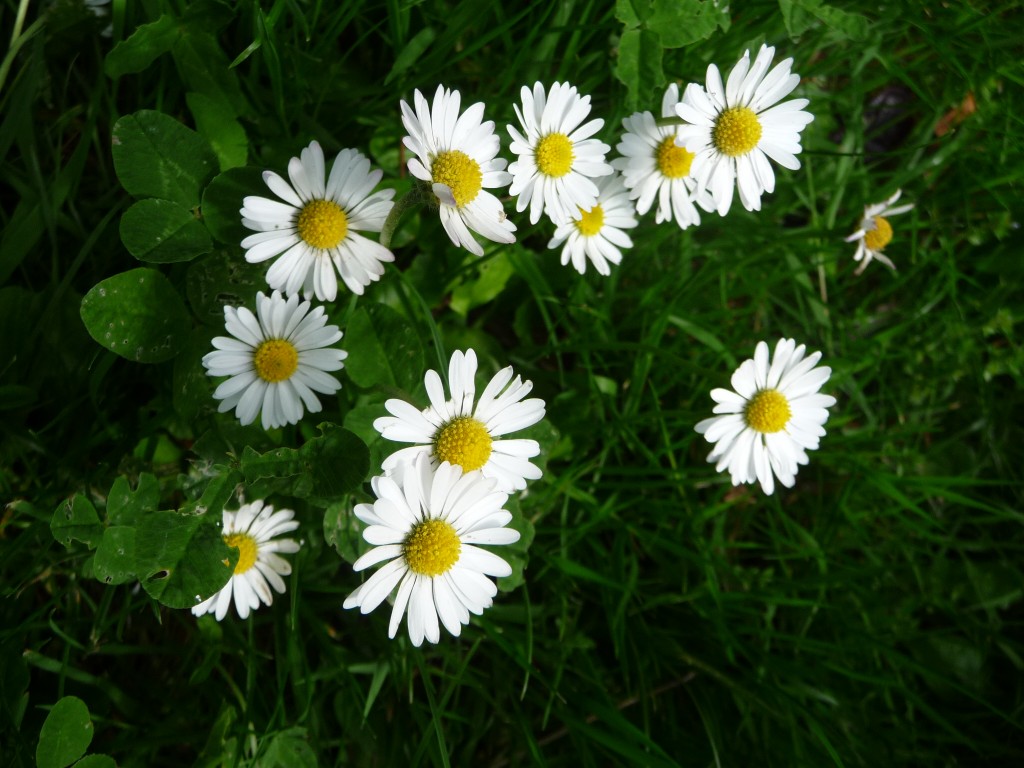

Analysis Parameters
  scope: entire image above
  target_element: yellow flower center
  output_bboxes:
[403,519,461,577]
[712,106,763,157]
[656,136,694,178]
[433,417,493,471]
[253,339,299,383]
[297,199,348,250]
[744,389,792,434]
[863,216,893,251]
[575,205,604,237]
[535,133,574,177]
[224,533,258,575]
[431,150,483,207]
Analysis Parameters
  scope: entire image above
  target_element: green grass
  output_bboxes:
[2,0,1023,765]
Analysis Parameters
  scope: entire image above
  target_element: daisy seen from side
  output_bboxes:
[203,290,347,430]
[675,44,814,216]
[612,83,714,228]
[845,189,915,274]
[400,85,516,256]
[240,141,395,301]
[547,173,638,276]
[374,349,546,493]
[694,338,837,495]
[343,455,520,647]
[507,81,614,225]
[192,500,301,621]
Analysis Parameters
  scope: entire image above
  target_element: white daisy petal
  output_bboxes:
[845,188,914,274]
[695,338,835,494]
[375,349,546,493]
[193,502,301,621]
[674,46,813,215]
[241,141,395,300]
[344,455,520,645]
[203,290,345,430]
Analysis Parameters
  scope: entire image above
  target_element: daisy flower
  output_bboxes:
[675,44,814,216]
[192,500,301,621]
[400,85,516,256]
[612,83,714,228]
[203,290,347,430]
[240,141,395,301]
[547,174,638,276]
[845,189,915,274]
[343,455,519,647]
[694,338,837,495]
[507,81,614,225]
[373,349,546,493]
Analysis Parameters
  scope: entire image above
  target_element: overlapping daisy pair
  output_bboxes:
[344,348,547,645]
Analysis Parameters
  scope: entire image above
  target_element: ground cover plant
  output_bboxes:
[2,0,1023,765]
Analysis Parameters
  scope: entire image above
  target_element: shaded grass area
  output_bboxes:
[2,0,1023,765]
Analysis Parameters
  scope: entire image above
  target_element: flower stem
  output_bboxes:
[379,186,426,249]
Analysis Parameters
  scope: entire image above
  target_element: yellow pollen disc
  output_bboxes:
[656,136,694,178]
[712,106,763,157]
[297,199,348,250]
[224,533,258,575]
[433,416,493,471]
[431,150,483,207]
[575,205,604,237]
[864,216,893,251]
[536,133,574,178]
[745,389,792,434]
[253,339,299,383]
[403,519,461,577]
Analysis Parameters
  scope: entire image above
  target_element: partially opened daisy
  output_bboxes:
[374,349,546,493]
[240,141,395,301]
[203,290,347,430]
[694,338,837,495]
[675,45,814,216]
[192,500,301,621]
[547,174,637,276]
[507,81,614,225]
[845,189,915,274]
[612,83,714,228]
[400,85,516,256]
[343,455,519,647]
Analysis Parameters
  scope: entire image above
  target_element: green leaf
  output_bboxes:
[73,756,117,768]
[92,527,137,586]
[50,495,103,549]
[615,28,664,112]
[296,424,370,503]
[260,727,317,768]
[135,511,237,609]
[200,167,265,246]
[80,268,191,363]
[172,30,249,120]
[384,27,436,85]
[120,198,212,263]
[185,249,267,326]
[104,14,180,78]
[107,473,160,525]
[186,92,249,171]
[323,501,364,564]
[450,252,515,316]
[111,110,218,207]
[614,0,649,26]
[239,425,369,502]
[180,468,242,517]
[779,0,869,40]
[36,696,93,768]
[343,303,425,392]
[651,0,730,48]
[173,326,217,421]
